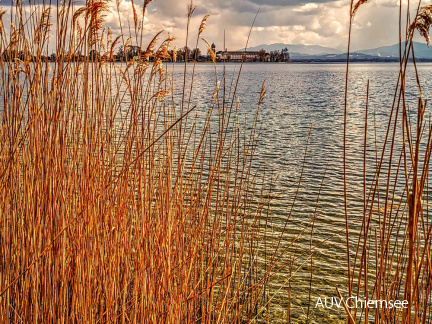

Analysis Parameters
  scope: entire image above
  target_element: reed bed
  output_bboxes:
[341,1,432,323]
[2,0,432,323]
[0,0,279,322]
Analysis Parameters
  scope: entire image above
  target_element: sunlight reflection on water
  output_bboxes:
[169,62,432,322]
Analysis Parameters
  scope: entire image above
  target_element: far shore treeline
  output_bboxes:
[1,44,291,63]
[6,45,432,63]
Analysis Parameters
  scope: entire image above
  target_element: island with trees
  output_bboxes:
[1,41,291,63]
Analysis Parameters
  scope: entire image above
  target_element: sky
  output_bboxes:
[1,0,432,52]
[139,0,432,52]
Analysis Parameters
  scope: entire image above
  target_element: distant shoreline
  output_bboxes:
[28,59,432,64]
[161,59,432,64]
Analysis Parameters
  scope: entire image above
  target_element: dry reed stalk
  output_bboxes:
[0,1,287,323]
[343,1,432,323]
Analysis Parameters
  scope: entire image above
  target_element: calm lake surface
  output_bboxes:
[171,62,432,322]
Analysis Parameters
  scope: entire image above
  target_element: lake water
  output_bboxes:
[3,61,429,322]
[171,62,432,322]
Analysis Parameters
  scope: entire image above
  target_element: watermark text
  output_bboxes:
[315,296,408,309]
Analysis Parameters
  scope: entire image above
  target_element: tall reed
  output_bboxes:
[342,1,432,323]
[0,0,277,322]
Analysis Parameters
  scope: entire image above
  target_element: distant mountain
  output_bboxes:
[355,41,432,59]
[242,43,343,56]
[289,52,380,61]
[241,41,432,61]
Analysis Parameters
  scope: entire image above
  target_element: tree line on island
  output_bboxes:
[1,44,290,63]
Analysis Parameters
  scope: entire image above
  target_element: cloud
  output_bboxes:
[293,3,321,15]
[0,0,430,53]
[245,0,337,6]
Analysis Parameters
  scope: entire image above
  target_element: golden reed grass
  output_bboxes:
[2,0,432,322]
[342,0,432,323]
[0,0,280,322]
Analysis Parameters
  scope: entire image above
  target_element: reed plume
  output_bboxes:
[202,37,216,63]
[409,5,432,45]
[198,14,210,36]
[131,0,138,30]
[0,9,6,35]
[352,0,370,17]
[86,0,108,47]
